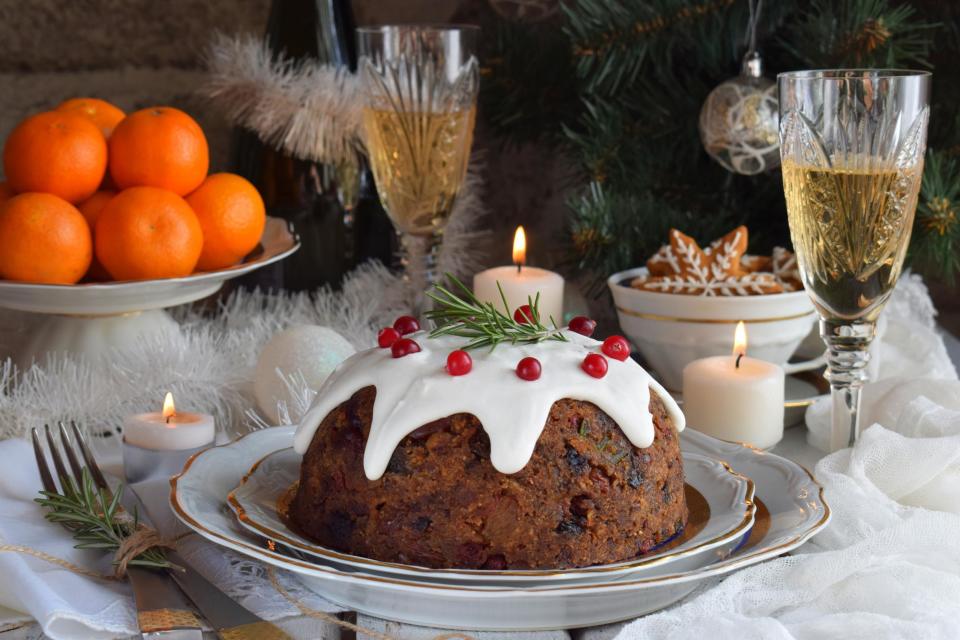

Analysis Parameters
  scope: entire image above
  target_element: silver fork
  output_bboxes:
[32,422,293,640]
[32,422,205,639]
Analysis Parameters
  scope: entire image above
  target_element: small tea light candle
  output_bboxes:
[682,322,785,450]
[123,392,215,451]
[473,226,564,324]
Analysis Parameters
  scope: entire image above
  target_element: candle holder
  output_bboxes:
[123,441,212,484]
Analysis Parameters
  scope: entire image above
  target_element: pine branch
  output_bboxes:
[910,150,960,283]
[481,20,581,146]
[562,0,792,96]
[779,0,937,68]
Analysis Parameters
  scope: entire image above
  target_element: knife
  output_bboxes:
[127,565,205,639]
[165,551,292,640]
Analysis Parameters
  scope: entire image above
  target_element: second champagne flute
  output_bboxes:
[779,69,930,451]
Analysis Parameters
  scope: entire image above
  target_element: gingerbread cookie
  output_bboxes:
[632,225,786,296]
[772,246,802,291]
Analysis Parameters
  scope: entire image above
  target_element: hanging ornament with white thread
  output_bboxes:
[698,0,779,175]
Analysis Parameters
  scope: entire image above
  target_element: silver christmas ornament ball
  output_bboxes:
[699,52,780,175]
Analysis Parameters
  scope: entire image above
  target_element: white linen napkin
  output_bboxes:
[0,439,341,640]
[607,274,960,639]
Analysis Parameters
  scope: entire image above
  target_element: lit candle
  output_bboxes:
[473,226,565,324]
[681,322,785,449]
[123,392,215,451]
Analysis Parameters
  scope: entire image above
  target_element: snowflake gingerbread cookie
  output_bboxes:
[631,226,800,297]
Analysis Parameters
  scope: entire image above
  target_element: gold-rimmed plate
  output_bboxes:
[170,427,829,630]
[226,448,755,586]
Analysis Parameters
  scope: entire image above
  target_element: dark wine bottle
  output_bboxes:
[230,0,394,293]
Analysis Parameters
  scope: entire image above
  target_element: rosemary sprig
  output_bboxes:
[425,274,568,351]
[35,468,171,571]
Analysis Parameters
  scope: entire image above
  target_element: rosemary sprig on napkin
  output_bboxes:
[425,274,567,351]
[35,468,171,572]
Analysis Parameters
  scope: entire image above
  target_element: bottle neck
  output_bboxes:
[264,0,357,69]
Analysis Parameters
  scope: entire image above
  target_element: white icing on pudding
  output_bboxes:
[293,330,685,480]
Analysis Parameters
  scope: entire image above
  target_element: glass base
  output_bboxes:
[820,318,875,452]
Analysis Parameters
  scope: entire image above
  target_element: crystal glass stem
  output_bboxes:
[400,230,444,319]
[821,318,875,452]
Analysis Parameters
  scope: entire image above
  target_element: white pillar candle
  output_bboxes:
[123,392,215,451]
[681,322,785,449]
[473,226,565,325]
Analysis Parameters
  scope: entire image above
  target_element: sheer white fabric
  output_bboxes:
[612,274,960,639]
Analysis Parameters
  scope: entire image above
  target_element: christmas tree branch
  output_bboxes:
[912,151,960,283]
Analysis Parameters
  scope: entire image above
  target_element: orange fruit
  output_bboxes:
[77,190,116,280]
[0,193,92,284]
[0,182,13,205]
[108,107,208,196]
[3,111,107,204]
[77,189,116,228]
[56,98,126,138]
[185,173,266,271]
[95,186,202,280]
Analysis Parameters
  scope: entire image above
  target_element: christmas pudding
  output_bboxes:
[290,283,687,570]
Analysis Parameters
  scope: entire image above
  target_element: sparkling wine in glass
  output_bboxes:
[357,25,479,309]
[778,69,930,451]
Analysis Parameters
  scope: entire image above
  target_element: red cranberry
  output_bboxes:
[516,356,542,381]
[581,353,608,378]
[446,350,473,376]
[568,316,596,337]
[378,327,400,348]
[601,335,630,361]
[393,315,420,335]
[391,338,421,358]
[513,304,535,324]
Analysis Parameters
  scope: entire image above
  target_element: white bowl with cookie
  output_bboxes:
[607,227,819,390]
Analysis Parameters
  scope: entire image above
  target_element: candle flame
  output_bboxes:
[733,321,747,357]
[162,392,176,423]
[512,226,526,267]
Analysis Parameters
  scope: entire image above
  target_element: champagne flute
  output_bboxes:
[778,69,930,451]
[357,25,479,311]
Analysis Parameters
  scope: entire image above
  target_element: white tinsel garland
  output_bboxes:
[202,32,361,165]
[0,262,401,447]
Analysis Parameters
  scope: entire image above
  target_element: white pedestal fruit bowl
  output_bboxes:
[0,217,299,367]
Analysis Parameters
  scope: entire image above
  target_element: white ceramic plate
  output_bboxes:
[0,217,299,315]
[171,427,830,630]
[226,447,755,585]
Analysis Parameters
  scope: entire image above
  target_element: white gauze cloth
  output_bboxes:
[610,274,960,639]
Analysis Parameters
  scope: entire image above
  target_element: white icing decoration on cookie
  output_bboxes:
[293,330,685,480]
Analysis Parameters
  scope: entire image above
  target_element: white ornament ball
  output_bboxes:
[254,325,355,424]
[698,70,780,176]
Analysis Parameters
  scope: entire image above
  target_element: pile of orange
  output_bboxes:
[0,98,266,285]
